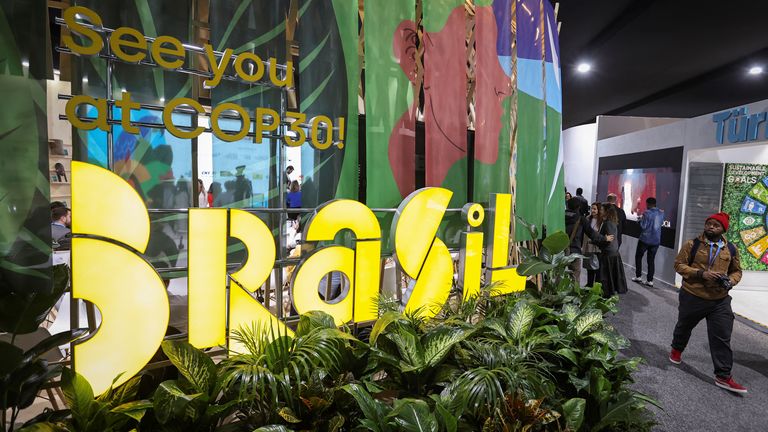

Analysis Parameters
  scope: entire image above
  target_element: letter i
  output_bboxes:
[459,203,485,301]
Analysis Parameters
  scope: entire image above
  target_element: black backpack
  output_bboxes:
[687,238,737,266]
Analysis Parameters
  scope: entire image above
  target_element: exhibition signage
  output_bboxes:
[713,106,768,145]
[721,163,768,271]
[71,161,525,395]
[60,5,528,395]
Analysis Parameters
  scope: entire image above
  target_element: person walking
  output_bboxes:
[595,203,627,297]
[669,212,746,394]
[606,193,627,247]
[565,198,613,283]
[632,197,664,287]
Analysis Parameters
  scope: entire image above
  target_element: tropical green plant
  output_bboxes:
[219,311,358,430]
[18,370,152,432]
[1,266,87,432]
[141,340,237,432]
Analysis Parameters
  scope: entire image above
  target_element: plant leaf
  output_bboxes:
[161,340,217,394]
[508,302,535,341]
[0,340,23,375]
[542,231,570,254]
[278,407,302,424]
[389,398,438,432]
[111,400,153,421]
[153,380,205,425]
[253,426,295,432]
[574,310,603,336]
[60,368,97,426]
[517,257,556,276]
[562,397,586,431]
[370,311,401,345]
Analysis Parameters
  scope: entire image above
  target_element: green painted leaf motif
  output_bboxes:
[562,397,586,431]
[161,340,217,395]
[574,309,603,336]
[508,302,535,340]
[542,231,570,254]
[0,76,43,252]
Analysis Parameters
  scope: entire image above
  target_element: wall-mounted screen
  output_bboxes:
[596,147,684,248]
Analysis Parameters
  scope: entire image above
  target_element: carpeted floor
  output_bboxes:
[607,273,768,431]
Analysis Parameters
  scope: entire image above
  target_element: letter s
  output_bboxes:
[71,162,169,395]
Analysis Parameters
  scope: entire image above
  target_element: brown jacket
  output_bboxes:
[674,234,742,300]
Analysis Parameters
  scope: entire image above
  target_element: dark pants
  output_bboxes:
[671,289,734,377]
[586,269,597,287]
[635,240,659,282]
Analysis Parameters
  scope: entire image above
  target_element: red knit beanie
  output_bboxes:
[706,212,730,232]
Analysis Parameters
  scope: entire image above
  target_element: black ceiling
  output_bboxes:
[558,0,768,129]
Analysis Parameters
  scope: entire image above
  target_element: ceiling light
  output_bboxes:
[82,77,88,84]
[160,97,166,103]
[576,62,591,73]
[749,66,763,75]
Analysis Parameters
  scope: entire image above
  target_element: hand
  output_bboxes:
[702,271,721,281]
[606,235,615,242]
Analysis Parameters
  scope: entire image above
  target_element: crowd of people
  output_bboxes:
[565,187,747,394]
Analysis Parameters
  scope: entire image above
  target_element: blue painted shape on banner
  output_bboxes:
[742,196,767,215]
[518,58,544,100]
[762,176,768,189]
[544,63,561,112]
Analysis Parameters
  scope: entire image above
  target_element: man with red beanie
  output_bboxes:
[670,212,746,393]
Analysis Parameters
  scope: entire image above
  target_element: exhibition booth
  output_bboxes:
[564,99,768,327]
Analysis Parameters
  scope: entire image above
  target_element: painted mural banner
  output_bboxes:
[721,163,768,271]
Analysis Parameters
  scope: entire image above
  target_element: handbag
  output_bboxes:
[582,252,600,271]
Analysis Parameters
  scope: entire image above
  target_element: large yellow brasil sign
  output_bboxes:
[71,162,525,394]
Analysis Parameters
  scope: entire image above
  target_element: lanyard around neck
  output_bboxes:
[707,241,723,270]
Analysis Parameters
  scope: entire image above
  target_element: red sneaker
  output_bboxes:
[715,376,748,394]
[669,348,682,364]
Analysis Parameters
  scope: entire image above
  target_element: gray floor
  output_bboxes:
[608,274,768,432]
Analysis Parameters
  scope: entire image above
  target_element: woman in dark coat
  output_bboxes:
[595,203,628,297]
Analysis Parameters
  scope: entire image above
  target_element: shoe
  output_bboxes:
[644,280,654,287]
[715,376,748,394]
[631,276,643,283]
[669,348,682,364]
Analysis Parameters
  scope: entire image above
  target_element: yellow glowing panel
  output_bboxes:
[72,238,169,395]
[188,209,228,348]
[459,232,483,301]
[229,286,294,354]
[292,246,354,326]
[305,200,381,241]
[229,210,276,289]
[392,188,453,276]
[490,267,526,294]
[404,238,453,318]
[228,210,292,352]
[354,240,381,322]
[489,193,512,268]
[72,161,150,252]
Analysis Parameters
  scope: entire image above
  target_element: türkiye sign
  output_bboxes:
[60,5,525,394]
[713,106,768,145]
[71,162,525,394]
